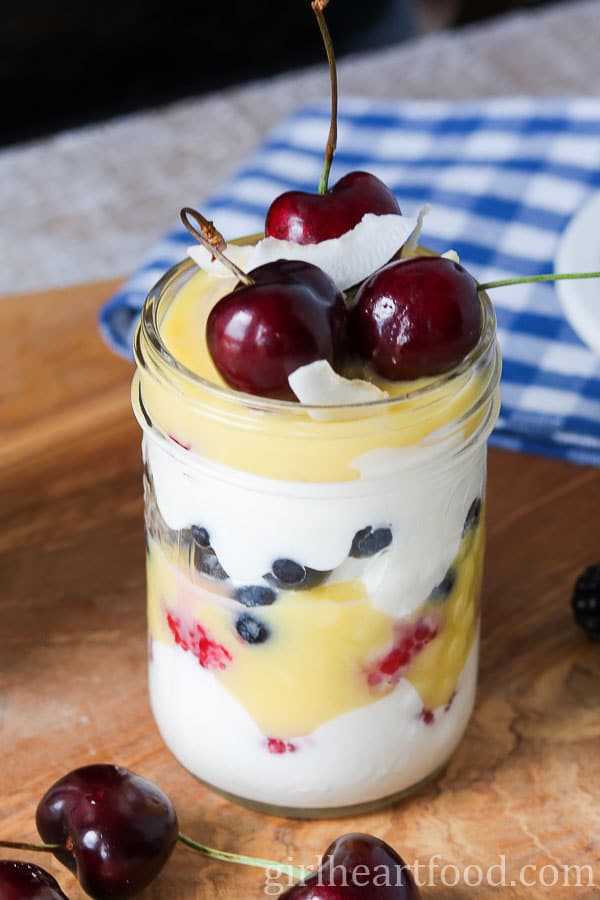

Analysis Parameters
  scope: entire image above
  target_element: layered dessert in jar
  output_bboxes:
[131,0,500,817]
[132,206,501,816]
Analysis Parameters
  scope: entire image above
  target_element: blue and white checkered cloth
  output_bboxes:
[100,97,600,466]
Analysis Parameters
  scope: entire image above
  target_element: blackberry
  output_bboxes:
[350,526,392,558]
[571,564,600,641]
[236,613,270,644]
[234,585,278,607]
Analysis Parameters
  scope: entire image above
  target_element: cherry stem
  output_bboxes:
[180,207,255,286]
[0,840,64,853]
[177,832,306,881]
[478,270,600,291]
[312,0,337,195]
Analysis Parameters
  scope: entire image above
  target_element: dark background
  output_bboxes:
[1,0,560,148]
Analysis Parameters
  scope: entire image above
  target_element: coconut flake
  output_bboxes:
[289,360,389,420]
[442,249,460,263]
[402,204,431,257]
[249,213,421,291]
[187,207,429,291]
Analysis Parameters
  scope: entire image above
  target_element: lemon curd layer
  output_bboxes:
[146,510,483,738]
[137,261,489,483]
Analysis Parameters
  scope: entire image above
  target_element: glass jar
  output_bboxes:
[132,253,501,818]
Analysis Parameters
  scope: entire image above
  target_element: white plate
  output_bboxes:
[554,191,600,355]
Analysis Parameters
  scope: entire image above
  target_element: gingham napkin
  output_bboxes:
[100,97,600,466]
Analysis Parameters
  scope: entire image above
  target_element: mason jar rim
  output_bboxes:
[134,250,499,419]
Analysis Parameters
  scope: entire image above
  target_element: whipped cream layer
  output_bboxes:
[149,635,478,809]
[147,435,485,618]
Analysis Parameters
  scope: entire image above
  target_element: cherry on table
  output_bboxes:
[350,256,482,380]
[0,860,70,900]
[281,833,420,898]
[207,259,347,398]
[35,764,178,900]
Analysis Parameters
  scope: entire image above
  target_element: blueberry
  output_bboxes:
[187,525,228,578]
[265,559,330,590]
[194,545,228,580]
[273,558,305,584]
[234,585,278,607]
[463,498,482,536]
[430,567,456,603]
[236,613,270,644]
[349,526,393,558]
[191,525,211,547]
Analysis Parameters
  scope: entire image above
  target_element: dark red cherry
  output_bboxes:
[0,861,69,900]
[265,171,401,245]
[281,833,420,898]
[35,764,178,900]
[207,259,347,398]
[350,256,482,380]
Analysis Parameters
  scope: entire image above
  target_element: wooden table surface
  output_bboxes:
[1,280,599,898]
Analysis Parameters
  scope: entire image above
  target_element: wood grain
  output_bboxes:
[1,281,599,898]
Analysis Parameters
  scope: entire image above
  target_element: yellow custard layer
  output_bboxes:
[137,259,489,483]
[147,516,484,737]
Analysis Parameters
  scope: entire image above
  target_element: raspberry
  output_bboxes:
[420,708,435,725]
[166,612,232,669]
[267,738,297,754]
[571,564,600,641]
[366,615,439,687]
